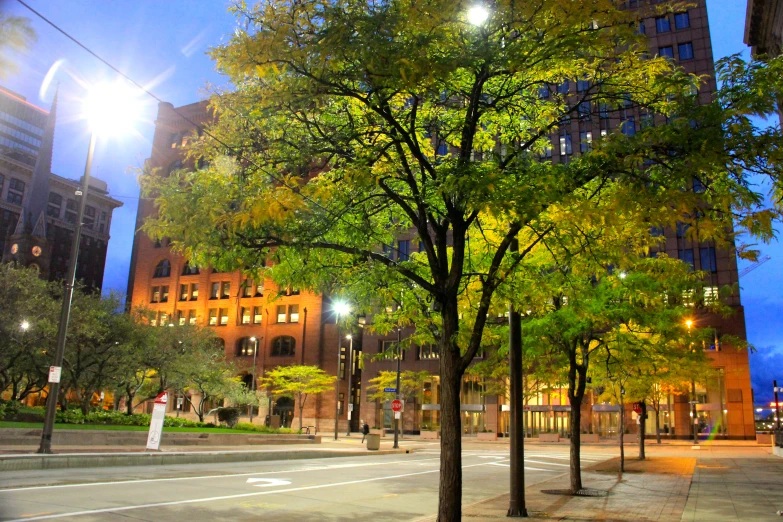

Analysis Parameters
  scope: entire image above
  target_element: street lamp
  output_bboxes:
[345,333,354,436]
[20,320,30,331]
[685,319,698,445]
[467,5,490,26]
[333,301,350,440]
[37,82,141,455]
[249,336,262,423]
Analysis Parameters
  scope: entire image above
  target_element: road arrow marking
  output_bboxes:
[246,478,292,488]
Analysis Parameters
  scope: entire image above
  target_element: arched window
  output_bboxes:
[271,336,296,357]
[182,261,200,276]
[153,259,171,278]
[236,337,257,357]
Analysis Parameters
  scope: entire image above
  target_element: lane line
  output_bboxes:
[486,463,560,472]
[0,456,444,493]
[3,460,508,521]
[524,459,570,467]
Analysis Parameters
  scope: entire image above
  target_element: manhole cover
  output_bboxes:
[541,488,608,497]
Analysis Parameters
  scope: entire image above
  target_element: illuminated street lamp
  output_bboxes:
[333,301,350,440]
[20,320,30,331]
[38,82,141,455]
[467,5,490,26]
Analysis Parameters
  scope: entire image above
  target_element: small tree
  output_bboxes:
[367,370,430,431]
[261,365,336,431]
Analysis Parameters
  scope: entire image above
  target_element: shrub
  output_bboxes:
[56,409,85,424]
[2,401,22,420]
[217,407,241,427]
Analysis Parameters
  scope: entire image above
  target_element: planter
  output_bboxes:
[420,430,439,440]
[365,433,381,450]
[757,433,774,445]
[581,434,600,443]
[370,429,386,437]
[538,433,560,442]
[477,432,498,441]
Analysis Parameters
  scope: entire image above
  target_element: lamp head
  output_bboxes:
[250,336,257,342]
[83,81,143,136]
[685,319,693,329]
[333,301,350,316]
[20,320,29,331]
[467,5,490,26]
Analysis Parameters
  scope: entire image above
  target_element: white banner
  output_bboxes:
[146,392,168,451]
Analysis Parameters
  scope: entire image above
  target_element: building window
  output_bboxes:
[153,259,171,278]
[577,101,591,119]
[83,205,96,228]
[659,46,674,59]
[419,344,440,360]
[219,308,229,326]
[159,312,169,327]
[674,12,690,30]
[676,221,690,238]
[151,286,160,303]
[379,340,399,360]
[64,199,77,224]
[678,249,695,270]
[255,280,264,297]
[538,85,550,99]
[210,282,220,299]
[288,304,300,323]
[340,346,346,379]
[7,178,24,205]
[703,286,719,305]
[160,285,169,303]
[436,140,448,156]
[579,130,592,153]
[556,80,569,95]
[253,306,263,324]
[638,20,646,34]
[621,117,636,136]
[182,262,199,275]
[180,284,188,301]
[655,16,670,33]
[700,247,717,272]
[208,309,218,326]
[190,283,199,300]
[241,306,251,325]
[221,281,231,299]
[559,130,572,156]
[576,78,589,93]
[276,305,287,323]
[188,310,197,325]
[678,42,694,60]
[177,310,186,326]
[693,177,706,193]
[398,240,410,261]
[242,279,253,298]
[271,336,296,357]
[47,192,62,218]
[237,337,256,357]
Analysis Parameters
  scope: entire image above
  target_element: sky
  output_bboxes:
[1,0,781,405]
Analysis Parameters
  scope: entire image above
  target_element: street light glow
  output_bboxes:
[346,334,352,340]
[467,5,489,26]
[685,319,693,329]
[250,336,257,342]
[83,81,142,135]
[20,320,30,331]
[333,301,350,316]
[618,271,627,279]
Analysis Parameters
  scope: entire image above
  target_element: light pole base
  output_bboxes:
[507,507,529,517]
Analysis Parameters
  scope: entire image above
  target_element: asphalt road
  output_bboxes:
[0,442,615,521]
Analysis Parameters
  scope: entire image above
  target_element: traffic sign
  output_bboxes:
[391,399,403,412]
[632,402,643,415]
[384,387,397,393]
[48,366,62,384]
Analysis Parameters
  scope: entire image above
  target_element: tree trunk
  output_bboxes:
[299,405,304,431]
[568,392,584,493]
[638,401,646,460]
[437,304,463,522]
[655,406,661,444]
[619,401,625,473]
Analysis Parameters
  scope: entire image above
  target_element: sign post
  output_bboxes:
[146,392,168,451]
[391,399,403,421]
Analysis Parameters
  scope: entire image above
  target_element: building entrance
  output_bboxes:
[462,411,485,435]
[272,397,295,428]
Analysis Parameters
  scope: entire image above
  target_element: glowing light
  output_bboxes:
[346,334,353,340]
[20,320,30,331]
[83,81,142,135]
[685,319,693,329]
[618,271,627,279]
[250,336,257,342]
[467,5,489,26]
[333,301,350,316]
[757,408,763,412]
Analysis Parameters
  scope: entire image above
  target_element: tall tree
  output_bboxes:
[261,365,336,431]
[143,1,783,517]
[0,13,35,79]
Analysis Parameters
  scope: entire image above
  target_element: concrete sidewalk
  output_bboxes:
[455,455,783,521]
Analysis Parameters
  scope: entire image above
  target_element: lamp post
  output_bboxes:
[393,328,402,449]
[333,301,350,440]
[345,334,354,436]
[37,82,140,455]
[249,336,261,423]
[685,319,698,445]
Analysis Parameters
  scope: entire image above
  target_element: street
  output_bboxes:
[0,441,614,521]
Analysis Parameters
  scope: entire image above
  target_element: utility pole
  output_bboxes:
[393,328,402,449]
[249,337,261,423]
[334,320,341,441]
[775,380,780,431]
[507,239,528,517]
[346,334,353,436]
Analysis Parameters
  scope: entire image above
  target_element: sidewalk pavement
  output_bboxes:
[456,454,783,521]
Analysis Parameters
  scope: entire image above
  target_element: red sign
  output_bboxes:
[391,399,403,412]
[633,402,643,415]
[154,392,168,405]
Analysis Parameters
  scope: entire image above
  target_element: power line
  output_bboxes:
[15,0,418,266]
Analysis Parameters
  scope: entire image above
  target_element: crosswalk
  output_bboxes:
[413,449,615,474]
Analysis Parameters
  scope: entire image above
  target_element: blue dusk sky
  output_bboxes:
[1,0,780,404]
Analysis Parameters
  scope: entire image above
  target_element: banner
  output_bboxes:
[146,392,168,451]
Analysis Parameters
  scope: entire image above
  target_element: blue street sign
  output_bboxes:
[384,387,397,393]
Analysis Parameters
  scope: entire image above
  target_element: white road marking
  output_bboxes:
[0,457,442,493]
[486,463,559,472]
[524,459,570,467]
[246,478,291,487]
[3,460,508,521]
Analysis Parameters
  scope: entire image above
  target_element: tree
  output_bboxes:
[0,13,35,79]
[143,1,783,517]
[260,365,336,431]
[367,370,430,431]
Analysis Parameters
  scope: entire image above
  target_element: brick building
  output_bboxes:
[126,101,360,430]
[0,86,122,291]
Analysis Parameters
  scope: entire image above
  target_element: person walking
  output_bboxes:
[361,420,370,443]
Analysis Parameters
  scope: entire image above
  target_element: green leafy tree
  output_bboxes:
[367,370,430,431]
[143,1,783,516]
[0,13,35,79]
[260,365,336,431]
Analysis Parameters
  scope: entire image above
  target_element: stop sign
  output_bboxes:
[391,399,403,412]
[633,402,643,415]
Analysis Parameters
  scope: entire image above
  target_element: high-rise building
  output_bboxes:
[0,86,123,291]
[127,101,358,428]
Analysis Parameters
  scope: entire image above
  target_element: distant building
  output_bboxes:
[745,0,783,121]
[0,86,123,290]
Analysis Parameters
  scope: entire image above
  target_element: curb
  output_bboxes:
[0,448,410,472]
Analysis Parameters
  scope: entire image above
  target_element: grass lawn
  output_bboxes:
[0,421,261,434]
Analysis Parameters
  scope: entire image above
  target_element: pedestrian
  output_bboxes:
[361,420,370,443]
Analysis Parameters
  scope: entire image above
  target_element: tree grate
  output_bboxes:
[541,488,608,498]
